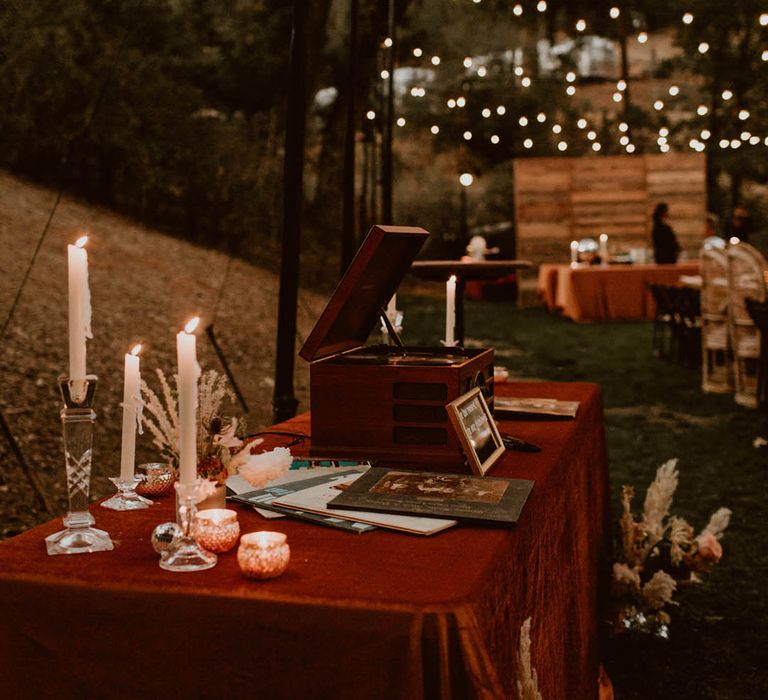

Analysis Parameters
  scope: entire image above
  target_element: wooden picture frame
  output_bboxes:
[446,388,505,476]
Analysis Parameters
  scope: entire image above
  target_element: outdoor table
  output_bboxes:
[410,260,532,344]
[0,381,609,700]
[537,261,700,322]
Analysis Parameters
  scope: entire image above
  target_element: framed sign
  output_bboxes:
[446,388,505,476]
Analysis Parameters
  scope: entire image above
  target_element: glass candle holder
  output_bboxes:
[194,509,240,553]
[237,532,290,579]
[136,463,177,497]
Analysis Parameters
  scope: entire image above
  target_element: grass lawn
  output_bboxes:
[402,293,768,700]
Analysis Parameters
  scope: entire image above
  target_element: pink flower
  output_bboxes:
[213,418,243,449]
[696,531,722,563]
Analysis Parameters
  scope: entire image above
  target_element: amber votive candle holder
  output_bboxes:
[193,508,240,553]
[237,531,290,579]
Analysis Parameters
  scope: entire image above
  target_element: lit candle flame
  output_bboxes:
[130,343,142,356]
[75,235,88,248]
[184,317,200,334]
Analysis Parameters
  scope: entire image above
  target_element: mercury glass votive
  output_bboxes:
[237,532,290,579]
[135,463,177,497]
[193,508,240,553]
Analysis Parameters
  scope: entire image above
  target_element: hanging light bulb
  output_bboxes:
[618,122,628,133]
[482,108,491,118]
[738,109,750,120]
[698,42,709,54]
[497,105,506,115]
[700,129,711,140]
[566,85,576,96]
[660,143,670,153]
[654,100,664,111]
[537,112,546,123]
[613,92,623,102]
[463,57,473,68]
[430,125,440,134]
[456,96,466,107]
[491,134,500,144]
[413,48,422,57]
[721,89,733,100]
[626,143,636,153]
[513,4,523,16]
[762,50,768,62]
[638,32,648,44]
[463,131,473,141]
[552,124,562,134]
[514,66,524,76]
[740,131,751,140]
[610,7,620,20]
[519,116,529,126]
[431,56,441,66]
[537,1,547,12]
[697,105,708,116]
[577,118,587,129]
[522,77,532,87]
[659,127,669,137]
[730,139,741,149]
[617,79,627,91]
[383,37,393,48]
[566,71,576,83]
[682,12,694,24]
[447,98,456,108]
[620,135,630,146]
[668,85,680,96]
[749,135,760,145]
[760,13,768,26]
[657,136,667,145]
[381,69,390,80]
[366,110,376,120]
[587,130,597,140]
[396,117,406,127]
[523,138,533,149]
[477,66,487,77]
[719,138,729,148]
[575,19,586,32]
[557,141,568,151]
[592,142,602,151]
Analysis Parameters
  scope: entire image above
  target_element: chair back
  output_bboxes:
[700,247,728,318]
[727,242,767,325]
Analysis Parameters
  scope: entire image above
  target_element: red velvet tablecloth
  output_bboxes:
[537,262,700,321]
[0,381,609,700]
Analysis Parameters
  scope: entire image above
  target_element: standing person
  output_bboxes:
[724,205,753,243]
[651,202,681,264]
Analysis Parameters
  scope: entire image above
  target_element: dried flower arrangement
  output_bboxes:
[516,617,542,700]
[611,458,731,636]
[141,368,291,488]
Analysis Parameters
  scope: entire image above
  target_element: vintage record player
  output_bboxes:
[299,225,495,472]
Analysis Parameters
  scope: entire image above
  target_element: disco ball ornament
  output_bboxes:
[151,522,182,555]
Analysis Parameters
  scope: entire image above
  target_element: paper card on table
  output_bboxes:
[228,468,377,533]
[328,468,534,525]
[272,473,457,536]
[494,397,579,419]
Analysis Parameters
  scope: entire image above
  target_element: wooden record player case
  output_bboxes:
[299,225,495,472]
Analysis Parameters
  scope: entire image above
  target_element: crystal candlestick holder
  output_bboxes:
[45,376,114,556]
[159,482,217,572]
[101,475,152,511]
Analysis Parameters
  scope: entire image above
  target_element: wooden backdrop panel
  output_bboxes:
[514,153,706,259]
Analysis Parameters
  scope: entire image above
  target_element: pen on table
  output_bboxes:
[502,434,542,453]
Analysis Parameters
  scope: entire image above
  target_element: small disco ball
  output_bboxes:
[577,238,599,254]
[151,522,182,555]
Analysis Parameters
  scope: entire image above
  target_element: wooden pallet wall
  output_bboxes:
[514,153,706,259]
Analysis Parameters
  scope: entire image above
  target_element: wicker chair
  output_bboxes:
[727,243,768,407]
[700,247,732,393]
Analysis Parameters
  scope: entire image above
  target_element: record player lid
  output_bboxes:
[299,225,429,362]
